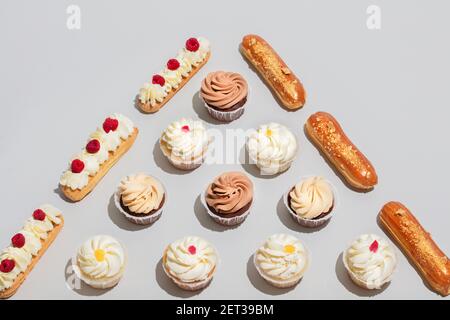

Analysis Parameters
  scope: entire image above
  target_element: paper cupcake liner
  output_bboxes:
[162,251,217,291]
[257,160,293,175]
[253,250,309,288]
[200,190,252,226]
[342,250,391,290]
[72,256,126,289]
[114,175,166,225]
[203,100,245,122]
[160,140,208,171]
[283,177,338,228]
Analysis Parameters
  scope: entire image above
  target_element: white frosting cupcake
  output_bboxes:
[160,118,210,170]
[246,123,297,175]
[254,234,309,288]
[75,235,126,289]
[343,234,397,290]
[163,236,218,291]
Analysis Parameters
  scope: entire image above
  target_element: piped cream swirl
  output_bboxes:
[289,177,334,219]
[201,71,248,110]
[119,174,164,215]
[164,236,218,283]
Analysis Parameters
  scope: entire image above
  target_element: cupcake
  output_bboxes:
[163,236,218,291]
[160,118,211,170]
[202,172,253,226]
[254,234,309,288]
[114,173,166,225]
[74,235,126,289]
[200,71,248,122]
[246,123,297,175]
[343,234,397,290]
[284,176,335,228]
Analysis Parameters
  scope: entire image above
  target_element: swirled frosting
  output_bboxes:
[181,37,210,67]
[119,174,165,215]
[247,123,297,173]
[0,204,62,291]
[289,177,334,219]
[0,247,32,291]
[200,71,248,110]
[72,153,99,176]
[164,236,218,283]
[162,64,183,90]
[160,118,209,161]
[90,127,121,152]
[60,171,89,191]
[255,234,308,282]
[18,230,42,256]
[77,235,125,280]
[139,82,168,106]
[110,113,134,139]
[0,248,32,273]
[24,205,62,240]
[205,172,253,215]
[345,234,397,289]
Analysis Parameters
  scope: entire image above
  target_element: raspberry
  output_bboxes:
[71,159,85,173]
[188,245,196,255]
[181,125,190,133]
[0,259,15,273]
[152,74,166,87]
[86,139,100,154]
[11,233,25,248]
[33,209,46,221]
[103,118,119,133]
[167,59,180,71]
[186,38,200,52]
[369,240,379,253]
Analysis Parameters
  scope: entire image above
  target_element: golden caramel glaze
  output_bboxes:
[305,112,377,190]
[240,34,305,109]
[379,202,450,296]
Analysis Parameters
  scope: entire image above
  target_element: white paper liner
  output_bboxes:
[162,262,214,291]
[283,177,339,228]
[253,245,310,288]
[342,249,393,290]
[160,139,209,171]
[200,187,253,226]
[72,254,127,290]
[114,174,166,225]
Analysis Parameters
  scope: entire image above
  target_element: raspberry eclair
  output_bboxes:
[137,37,211,113]
[0,204,63,299]
[59,114,138,202]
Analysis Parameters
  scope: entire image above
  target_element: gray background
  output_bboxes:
[1,0,449,300]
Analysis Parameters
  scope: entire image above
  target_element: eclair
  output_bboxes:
[59,113,138,202]
[305,112,378,190]
[0,205,63,299]
[379,202,450,296]
[240,34,306,110]
[137,37,211,113]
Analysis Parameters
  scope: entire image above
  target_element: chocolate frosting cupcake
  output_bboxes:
[205,172,253,218]
[200,71,248,111]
